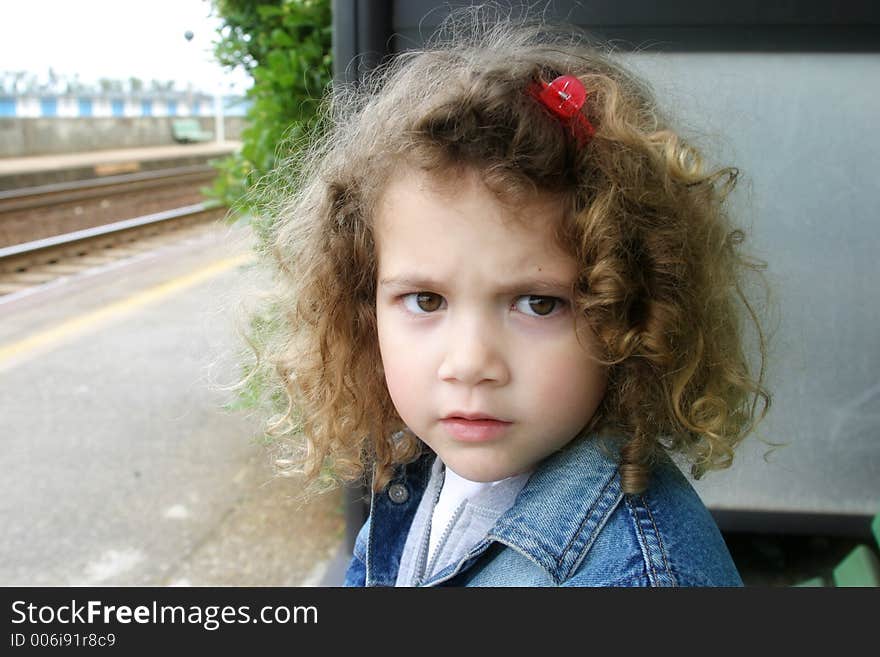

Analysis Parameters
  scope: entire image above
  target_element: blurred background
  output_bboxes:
[0,0,877,587]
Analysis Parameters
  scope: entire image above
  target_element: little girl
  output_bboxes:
[258,10,770,587]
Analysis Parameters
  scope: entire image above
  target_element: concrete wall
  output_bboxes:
[0,117,246,157]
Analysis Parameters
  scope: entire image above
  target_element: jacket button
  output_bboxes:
[388,483,409,504]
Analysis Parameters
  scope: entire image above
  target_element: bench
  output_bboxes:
[796,509,880,587]
[171,119,214,144]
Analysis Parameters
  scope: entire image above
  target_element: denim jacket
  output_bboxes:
[343,434,743,587]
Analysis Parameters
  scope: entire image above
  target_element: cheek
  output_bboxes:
[524,339,607,423]
[376,308,424,419]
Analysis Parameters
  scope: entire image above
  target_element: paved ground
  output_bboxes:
[0,221,345,586]
[160,452,347,587]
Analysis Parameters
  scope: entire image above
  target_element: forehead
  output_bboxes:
[374,167,576,281]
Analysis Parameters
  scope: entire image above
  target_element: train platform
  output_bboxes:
[0,141,242,190]
[0,221,346,585]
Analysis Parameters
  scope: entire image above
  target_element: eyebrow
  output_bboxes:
[378,274,574,295]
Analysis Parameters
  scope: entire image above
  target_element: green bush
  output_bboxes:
[209,0,332,220]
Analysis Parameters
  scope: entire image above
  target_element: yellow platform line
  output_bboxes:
[0,252,255,370]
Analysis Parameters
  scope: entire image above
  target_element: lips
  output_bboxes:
[441,414,512,442]
[443,411,506,422]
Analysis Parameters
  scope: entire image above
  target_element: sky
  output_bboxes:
[0,0,252,93]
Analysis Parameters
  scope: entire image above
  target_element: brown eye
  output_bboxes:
[402,292,444,314]
[417,293,442,312]
[529,296,556,315]
[515,295,562,317]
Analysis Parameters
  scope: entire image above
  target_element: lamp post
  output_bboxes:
[183,29,224,144]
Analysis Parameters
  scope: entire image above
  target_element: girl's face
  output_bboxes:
[375,167,607,482]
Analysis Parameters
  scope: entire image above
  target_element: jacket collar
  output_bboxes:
[487,433,624,583]
[370,433,624,586]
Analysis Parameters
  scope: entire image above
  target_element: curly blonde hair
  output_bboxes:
[253,8,771,496]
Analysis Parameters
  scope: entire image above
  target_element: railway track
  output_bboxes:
[0,165,218,248]
[0,202,228,297]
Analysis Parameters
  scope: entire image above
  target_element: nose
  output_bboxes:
[437,312,510,386]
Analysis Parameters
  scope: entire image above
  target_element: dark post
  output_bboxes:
[331,0,394,560]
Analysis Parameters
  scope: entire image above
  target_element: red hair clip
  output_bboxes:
[528,75,595,147]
